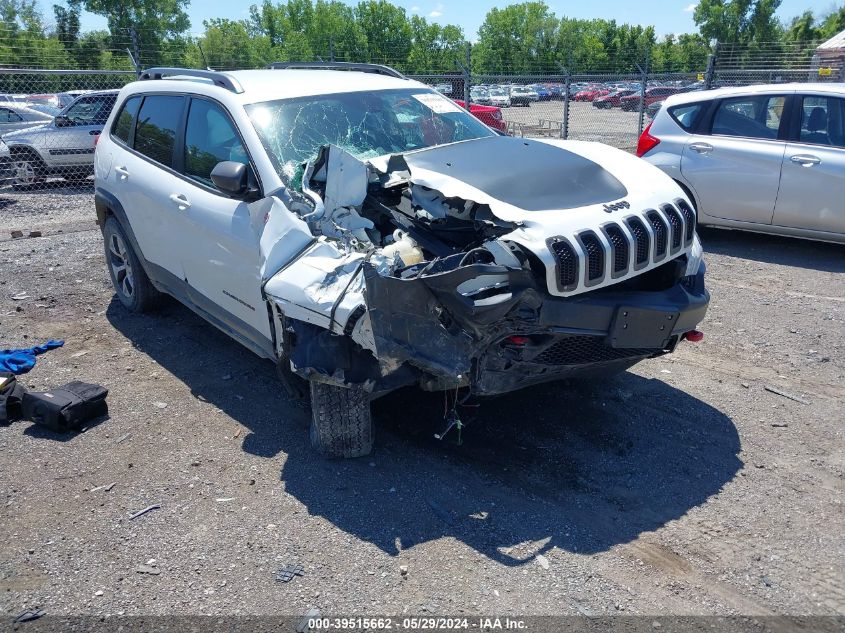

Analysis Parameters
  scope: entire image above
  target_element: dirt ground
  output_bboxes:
[0,186,843,621]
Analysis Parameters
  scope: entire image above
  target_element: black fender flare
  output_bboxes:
[94,187,154,280]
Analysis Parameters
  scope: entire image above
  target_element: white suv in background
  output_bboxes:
[640,83,845,244]
[94,63,708,458]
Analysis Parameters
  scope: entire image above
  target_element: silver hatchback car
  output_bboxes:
[639,83,845,244]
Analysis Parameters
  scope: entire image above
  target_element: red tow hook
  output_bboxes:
[684,330,704,343]
[506,335,530,346]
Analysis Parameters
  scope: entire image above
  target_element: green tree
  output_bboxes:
[693,0,783,45]
[474,2,559,73]
[354,0,412,64]
[188,18,272,69]
[819,7,845,40]
[82,0,191,65]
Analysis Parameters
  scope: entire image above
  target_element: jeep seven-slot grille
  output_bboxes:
[604,225,629,273]
[662,204,684,250]
[549,202,696,295]
[647,210,668,258]
[533,336,656,366]
[549,238,578,289]
[626,217,650,265]
[579,231,604,282]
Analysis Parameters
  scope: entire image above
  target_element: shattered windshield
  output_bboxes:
[245,88,494,186]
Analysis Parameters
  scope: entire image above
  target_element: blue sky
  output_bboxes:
[51,0,843,39]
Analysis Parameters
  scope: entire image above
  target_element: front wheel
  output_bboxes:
[102,216,161,313]
[309,381,373,458]
[10,149,46,189]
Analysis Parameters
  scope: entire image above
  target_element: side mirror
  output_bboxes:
[54,115,72,127]
[210,160,260,199]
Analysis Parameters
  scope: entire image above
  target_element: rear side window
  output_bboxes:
[183,99,247,187]
[134,95,184,168]
[63,95,116,125]
[668,103,703,131]
[712,95,786,140]
[798,95,845,149]
[112,96,142,144]
[0,107,22,122]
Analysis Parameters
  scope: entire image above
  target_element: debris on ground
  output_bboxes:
[152,401,168,409]
[13,608,45,623]
[129,504,161,520]
[115,432,132,444]
[275,564,305,583]
[535,554,550,570]
[29,231,42,238]
[0,340,64,374]
[136,564,161,575]
[89,482,116,492]
[764,386,810,406]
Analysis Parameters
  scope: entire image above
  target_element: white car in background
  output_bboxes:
[640,83,845,244]
[488,88,511,108]
[0,102,55,135]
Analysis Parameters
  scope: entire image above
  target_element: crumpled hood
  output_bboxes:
[398,135,628,214]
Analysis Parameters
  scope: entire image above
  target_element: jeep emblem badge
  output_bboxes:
[603,200,630,213]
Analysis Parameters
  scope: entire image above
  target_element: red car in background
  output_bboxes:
[619,87,680,111]
[592,89,636,108]
[454,99,507,133]
[574,87,609,102]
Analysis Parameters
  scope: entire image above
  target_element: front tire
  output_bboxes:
[102,216,161,313]
[309,381,373,458]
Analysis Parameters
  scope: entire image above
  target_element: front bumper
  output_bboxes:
[358,258,708,395]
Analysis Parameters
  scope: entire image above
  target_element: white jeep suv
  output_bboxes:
[94,63,709,458]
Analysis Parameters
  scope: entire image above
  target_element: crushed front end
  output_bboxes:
[260,135,709,396]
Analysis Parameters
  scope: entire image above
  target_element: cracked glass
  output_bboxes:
[245,88,494,187]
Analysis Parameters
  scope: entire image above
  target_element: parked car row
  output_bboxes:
[467,84,550,108]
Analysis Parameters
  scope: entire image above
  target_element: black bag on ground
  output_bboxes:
[0,372,27,425]
[21,381,108,432]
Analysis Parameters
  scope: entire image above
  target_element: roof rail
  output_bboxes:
[266,61,407,80]
[138,68,244,94]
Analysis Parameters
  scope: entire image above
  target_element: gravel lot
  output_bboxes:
[0,184,843,622]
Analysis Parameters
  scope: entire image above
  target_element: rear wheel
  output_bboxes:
[309,380,373,458]
[102,216,161,313]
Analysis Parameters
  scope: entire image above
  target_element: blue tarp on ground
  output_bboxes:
[0,340,64,375]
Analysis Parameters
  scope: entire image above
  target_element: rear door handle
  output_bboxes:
[114,166,129,179]
[169,193,191,209]
[790,154,821,166]
[689,142,713,154]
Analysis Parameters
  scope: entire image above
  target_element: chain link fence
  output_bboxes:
[1,31,842,198]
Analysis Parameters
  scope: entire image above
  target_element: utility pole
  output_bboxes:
[463,41,471,107]
[704,44,717,90]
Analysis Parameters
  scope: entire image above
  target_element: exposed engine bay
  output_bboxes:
[258,135,707,395]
